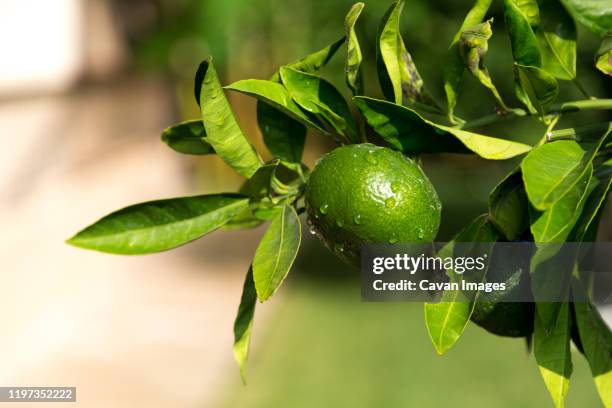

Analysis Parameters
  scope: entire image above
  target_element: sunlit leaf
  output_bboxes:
[197,58,263,178]
[354,96,532,159]
[67,194,249,254]
[161,120,214,155]
[595,31,612,76]
[538,0,577,80]
[560,0,612,37]
[253,205,301,301]
[345,2,365,95]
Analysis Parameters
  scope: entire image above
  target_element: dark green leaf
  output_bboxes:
[424,214,499,355]
[514,64,559,115]
[572,177,612,241]
[595,31,612,76]
[538,0,577,80]
[488,170,530,240]
[573,298,612,405]
[504,0,542,67]
[67,194,249,254]
[443,0,493,121]
[534,302,573,408]
[161,120,214,155]
[560,0,612,37]
[257,103,306,162]
[345,2,365,95]
[253,205,301,301]
[281,67,358,143]
[197,58,263,178]
[233,267,257,383]
[459,19,509,110]
[354,96,532,159]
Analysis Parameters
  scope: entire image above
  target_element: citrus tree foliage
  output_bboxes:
[69,0,612,404]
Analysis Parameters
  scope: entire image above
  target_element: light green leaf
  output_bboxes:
[270,37,345,82]
[595,31,612,76]
[459,19,509,110]
[573,299,612,406]
[197,58,262,178]
[560,0,612,37]
[424,214,499,355]
[67,194,249,254]
[345,2,365,95]
[354,96,532,159]
[534,302,573,408]
[488,170,530,240]
[253,205,301,301]
[538,0,577,80]
[515,64,559,115]
[161,120,214,155]
[443,0,493,121]
[377,0,440,109]
[529,165,592,242]
[504,0,542,67]
[522,140,588,210]
[281,67,358,143]
[233,267,257,383]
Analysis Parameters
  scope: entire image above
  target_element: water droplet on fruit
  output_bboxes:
[389,235,398,244]
[320,204,329,214]
[366,154,378,164]
[353,214,362,225]
[336,218,345,227]
[385,197,397,208]
[391,181,401,192]
[418,228,425,239]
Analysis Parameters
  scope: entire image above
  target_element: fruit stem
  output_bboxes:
[546,122,612,142]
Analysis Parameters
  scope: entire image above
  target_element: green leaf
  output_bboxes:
[257,39,345,162]
[529,165,592,242]
[522,140,589,210]
[514,64,559,115]
[354,96,532,159]
[534,302,573,408]
[233,267,257,383]
[560,0,612,37]
[67,194,249,254]
[197,58,263,178]
[443,0,493,121]
[253,205,301,301]
[488,170,530,240]
[459,19,509,110]
[377,0,440,109]
[595,31,612,76]
[280,67,358,143]
[573,299,612,406]
[572,177,612,241]
[504,0,542,67]
[538,0,577,80]
[345,2,365,95]
[161,120,214,155]
[424,214,499,355]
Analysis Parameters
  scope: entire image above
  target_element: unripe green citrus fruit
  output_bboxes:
[305,143,441,265]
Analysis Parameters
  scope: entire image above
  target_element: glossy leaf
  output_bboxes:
[270,37,345,82]
[424,214,499,355]
[504,0,542,67]
[161,120,214,155]
[459,19,509,110]
[530,165,592,242]
[573,299,612,406]
[233,267,257,383]
[595,31,612,76]
[354,96,532,159]
[560,0,612,37]
[253,205,301,301]
[377,0,439,109]
[67,194,249,254]
[443,0,493,121]
[534,302,573,408]
[515,64,559,115]
[522,140,588,210]
[538,0,577,80]
[345,2,365,95]
[488,170,529,240]
[281,67,358,143]
[197,58,262,178]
